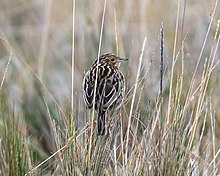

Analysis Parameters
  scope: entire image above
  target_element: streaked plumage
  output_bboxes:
[83,53,127,135]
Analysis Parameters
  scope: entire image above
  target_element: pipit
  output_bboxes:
[83,53,128,135]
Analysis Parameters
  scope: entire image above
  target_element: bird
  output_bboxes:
[83,53,128,135]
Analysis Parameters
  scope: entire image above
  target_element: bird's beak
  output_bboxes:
[118,57,128,62]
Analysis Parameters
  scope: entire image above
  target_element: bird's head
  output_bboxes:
[98,53,128,68]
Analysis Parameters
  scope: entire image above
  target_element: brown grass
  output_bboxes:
[0,0,220,175]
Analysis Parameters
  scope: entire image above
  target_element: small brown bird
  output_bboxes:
[83,53,128,135]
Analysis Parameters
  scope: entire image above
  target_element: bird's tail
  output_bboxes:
[97,111,106,135]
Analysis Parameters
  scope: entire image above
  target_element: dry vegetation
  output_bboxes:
[0,0,220,175]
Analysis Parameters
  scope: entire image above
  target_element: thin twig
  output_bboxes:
[71,0,76,128]
[0,52,12,90]
[125,37,146,168]
[167,0,181,124]
[114,8,119,56]
[160,23,164,95]
[88,0,107,165]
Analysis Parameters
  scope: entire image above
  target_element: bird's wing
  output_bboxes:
[101,71,124,110]
[83,71,94,108]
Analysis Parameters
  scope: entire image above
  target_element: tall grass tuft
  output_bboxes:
[0,96,32,175]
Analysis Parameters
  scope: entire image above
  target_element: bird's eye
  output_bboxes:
[111,58,114,62]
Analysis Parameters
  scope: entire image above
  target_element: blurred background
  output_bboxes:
[0,0,219,107]
[0,0,220,174]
